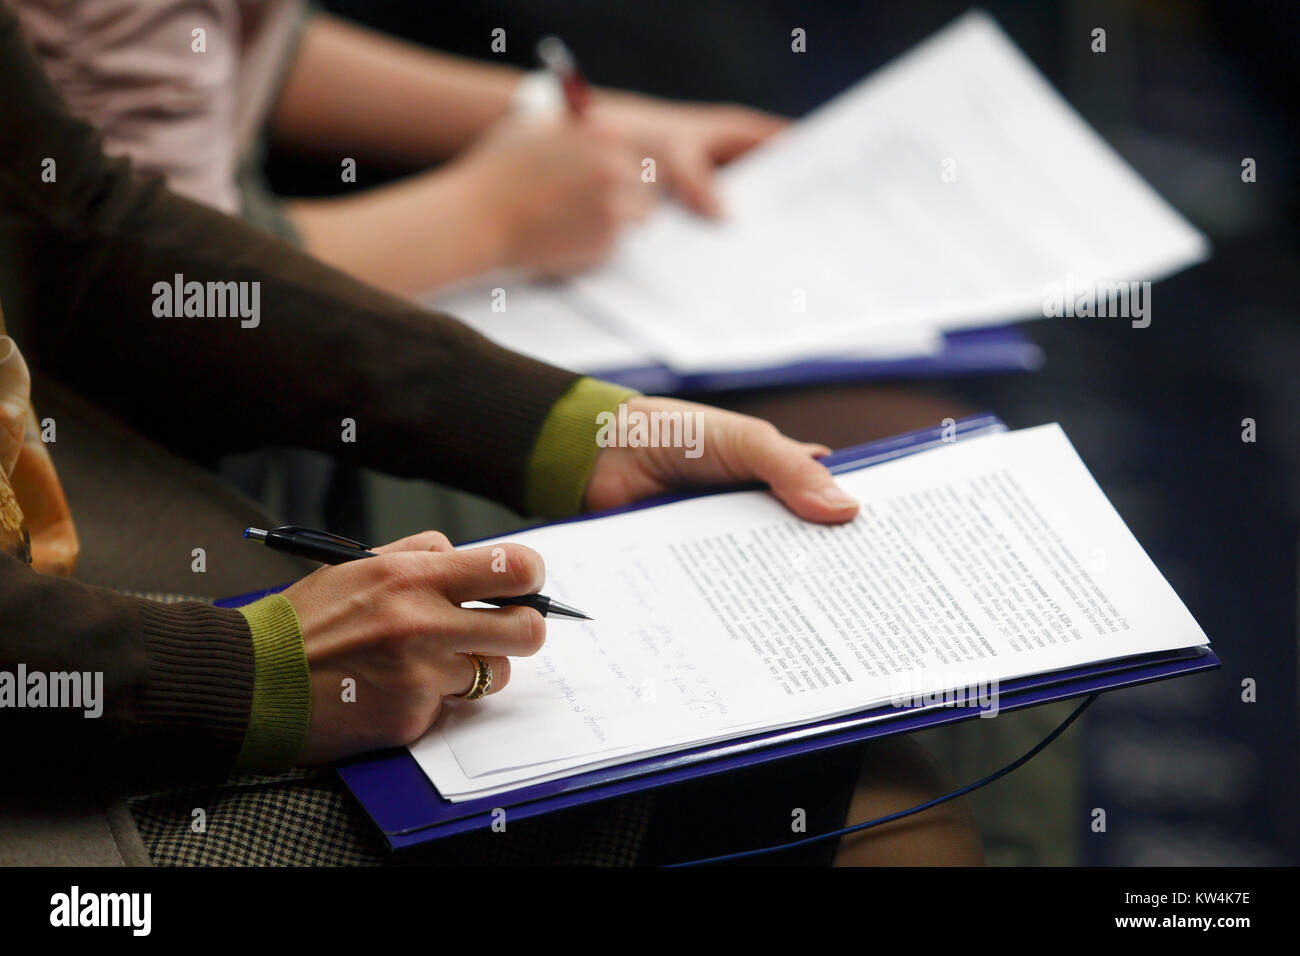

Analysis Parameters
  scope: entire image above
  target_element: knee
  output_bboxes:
[834,737,985,866]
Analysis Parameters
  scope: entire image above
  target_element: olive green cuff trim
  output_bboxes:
[234,594,311,773]
[524,377,639,517]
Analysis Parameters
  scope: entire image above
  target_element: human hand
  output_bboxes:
[455,116,653,277]
[282,531,548,765]
[584,396,859,524]
[588,93,788,216]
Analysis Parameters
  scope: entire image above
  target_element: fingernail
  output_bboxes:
[816,486,858,510]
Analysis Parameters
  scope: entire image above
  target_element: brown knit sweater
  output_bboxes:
[0,2,583,796]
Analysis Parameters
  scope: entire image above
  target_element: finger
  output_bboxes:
[734,426,859,524]
[800,442,834,458]
[441,604,547,657]
[706,107,790,163]
[425,542,547,604]
[444,654,511,699]
[665,146,722,217]
[372,530,454,555]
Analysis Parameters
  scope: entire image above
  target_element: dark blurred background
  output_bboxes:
[268,0,1299,864]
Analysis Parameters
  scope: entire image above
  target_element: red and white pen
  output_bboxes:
[536,35,589,117]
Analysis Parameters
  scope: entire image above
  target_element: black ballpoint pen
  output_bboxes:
[243,526,592,621]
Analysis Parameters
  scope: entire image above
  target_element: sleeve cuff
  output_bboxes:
[524,377,639,517]
[233,594,312,773]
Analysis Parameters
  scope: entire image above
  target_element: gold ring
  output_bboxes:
[460,653,493,701]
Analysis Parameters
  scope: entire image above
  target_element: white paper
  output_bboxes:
[428,280,650,375]
[425,275,942,376]
[572,10,1210,371]
[411,424,1210,800]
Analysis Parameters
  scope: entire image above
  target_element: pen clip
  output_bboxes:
[274,525,372,552]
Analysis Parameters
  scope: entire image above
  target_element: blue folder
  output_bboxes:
[588,327,1044,394]
[217,413,1218,850]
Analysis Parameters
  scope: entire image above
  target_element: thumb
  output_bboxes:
[739,427,859,524]
[665,145,722,217]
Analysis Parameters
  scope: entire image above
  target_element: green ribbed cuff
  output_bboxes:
[524,377,639,517]
[233,594,312,773]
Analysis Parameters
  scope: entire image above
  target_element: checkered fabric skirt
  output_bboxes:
[127,770,654,866]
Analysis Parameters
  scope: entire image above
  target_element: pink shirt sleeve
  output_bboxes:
[11,0,304,215]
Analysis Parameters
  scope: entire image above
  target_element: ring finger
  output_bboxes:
[443,653,511,700]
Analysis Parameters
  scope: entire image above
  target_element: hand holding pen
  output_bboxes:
[536,35,590,117]
[246,525,590,619]
[251,529,583,765]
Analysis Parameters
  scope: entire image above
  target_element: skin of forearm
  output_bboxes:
[270,12,523,165]
[286,163,505,298]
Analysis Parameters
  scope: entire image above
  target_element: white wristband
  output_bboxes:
[510,69,566,120]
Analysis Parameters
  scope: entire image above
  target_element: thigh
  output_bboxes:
[634,737,983,867]
[636,746,864,866]
[834,736,984,866]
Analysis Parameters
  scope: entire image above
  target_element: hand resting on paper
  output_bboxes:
[584,396,861,524]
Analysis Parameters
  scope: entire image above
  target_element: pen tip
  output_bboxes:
[243,527,268,541]
[545,599,592,621]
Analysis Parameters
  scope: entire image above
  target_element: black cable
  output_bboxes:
[667,692,1099,866]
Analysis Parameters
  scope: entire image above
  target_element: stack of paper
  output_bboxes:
[412,424,1210,801]
[422,11,1208,390]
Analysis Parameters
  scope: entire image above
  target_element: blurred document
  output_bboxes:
[431,281,650,375]
[420,10,1207,379]
[428,277,941,377]
[573,10,1209,370]
[412,424,1210,800]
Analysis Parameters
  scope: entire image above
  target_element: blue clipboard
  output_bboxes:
[588,327,1043,394]
[216,413,1218,850]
